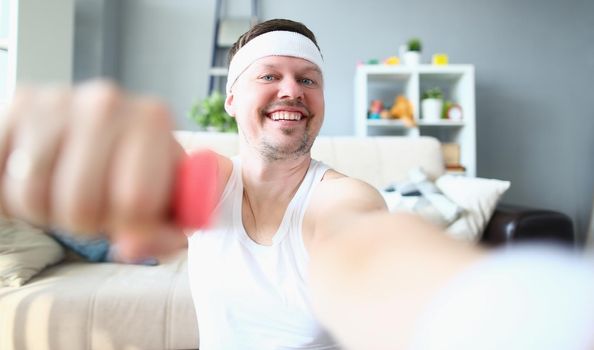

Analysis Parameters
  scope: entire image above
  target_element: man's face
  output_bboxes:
[225,55,324,161]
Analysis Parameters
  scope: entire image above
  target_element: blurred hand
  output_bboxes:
[0,80,183,240]
[110,224,189,263]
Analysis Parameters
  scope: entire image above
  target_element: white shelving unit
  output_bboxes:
[0,0,74,109]
[354,64,476,176]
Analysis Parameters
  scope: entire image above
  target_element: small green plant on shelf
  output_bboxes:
[188,91,238,133]
[422,87,443,100]
[407,38,422,52]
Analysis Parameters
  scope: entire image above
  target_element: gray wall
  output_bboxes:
[74,0,594,243]
[117,0,215,130]
[73,0,120,81]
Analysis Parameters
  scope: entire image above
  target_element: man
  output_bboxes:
[1,18,594,350]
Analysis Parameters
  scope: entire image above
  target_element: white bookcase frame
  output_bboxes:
[354,64,476,177]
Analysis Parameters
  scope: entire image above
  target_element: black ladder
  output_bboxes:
[208,0,259,95]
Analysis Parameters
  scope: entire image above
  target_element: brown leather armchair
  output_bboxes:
[481,204,574,246]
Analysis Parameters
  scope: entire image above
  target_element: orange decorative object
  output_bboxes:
[389,95,416,127]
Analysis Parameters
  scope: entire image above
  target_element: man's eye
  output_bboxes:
[260,75,275,81]
[300,78,315,86]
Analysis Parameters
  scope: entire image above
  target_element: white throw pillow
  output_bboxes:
[436,175,511,242]
[0,219,65,287]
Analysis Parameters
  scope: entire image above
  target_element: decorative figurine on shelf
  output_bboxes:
[432,53,449,65]
[389,95,416,127]
[384,56,400,65]
[380,109,391,119]
[368,99,383,119]
[442,101,463,120]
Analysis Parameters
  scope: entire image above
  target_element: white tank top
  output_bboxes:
[187,157,340,350]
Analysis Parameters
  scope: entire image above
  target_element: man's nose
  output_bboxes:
[277,78,304,100]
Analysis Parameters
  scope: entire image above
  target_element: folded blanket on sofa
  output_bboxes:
[380,168,511,243]
[50,229,158,265]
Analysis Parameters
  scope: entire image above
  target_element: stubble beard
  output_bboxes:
[258,120,314,161]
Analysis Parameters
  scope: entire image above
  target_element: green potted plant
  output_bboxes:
[188,91,238,133]
[421,87,443,121]
[403,37,422,65]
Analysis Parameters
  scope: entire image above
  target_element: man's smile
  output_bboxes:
[263,100,312,124]
[268,111,303,121]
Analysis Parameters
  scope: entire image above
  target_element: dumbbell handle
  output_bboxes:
[171,150,219,229]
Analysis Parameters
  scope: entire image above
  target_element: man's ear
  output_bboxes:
[224,94,236,117]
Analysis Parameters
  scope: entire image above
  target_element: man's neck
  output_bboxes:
[239,149,312,244]
[240,149,312,199]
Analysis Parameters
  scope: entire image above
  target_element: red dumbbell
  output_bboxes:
[171,150,220,229]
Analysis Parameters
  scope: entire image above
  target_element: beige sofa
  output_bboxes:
[0,131,448,350]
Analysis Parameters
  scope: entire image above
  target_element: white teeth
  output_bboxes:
[270,111,302,121]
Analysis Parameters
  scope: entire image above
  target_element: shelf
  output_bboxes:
[418,120,465,127]
[366,119,408,128]
[360,64,472,74]
[367,119,464,128]
[417,65,473,74]
[360,64,473,84]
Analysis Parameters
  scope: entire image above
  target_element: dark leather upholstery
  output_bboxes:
[481,204,575,246]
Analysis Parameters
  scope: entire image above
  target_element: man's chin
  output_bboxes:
[260,137,312,161]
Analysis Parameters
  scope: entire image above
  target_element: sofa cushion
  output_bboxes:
[312,136,445,188]
[0,219,65,287]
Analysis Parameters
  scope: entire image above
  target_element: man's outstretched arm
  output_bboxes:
[307,177,486,349]
[308,178,594,350]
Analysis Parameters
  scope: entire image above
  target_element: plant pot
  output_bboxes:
[403,51,421,65]
[421,98,443,121]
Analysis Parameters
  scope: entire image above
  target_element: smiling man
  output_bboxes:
[186,19,387,348]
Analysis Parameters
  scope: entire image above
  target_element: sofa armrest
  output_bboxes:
[480,204,574,246]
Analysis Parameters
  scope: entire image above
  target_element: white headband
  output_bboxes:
[225,30,323,94]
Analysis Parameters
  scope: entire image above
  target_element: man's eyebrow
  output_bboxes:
[258,63,322,75]
[301,66,322,75]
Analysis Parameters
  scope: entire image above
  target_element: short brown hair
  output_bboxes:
[228,19,321,64]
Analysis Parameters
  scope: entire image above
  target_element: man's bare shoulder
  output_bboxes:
[312,169,387,213]
[302,169,387,248]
